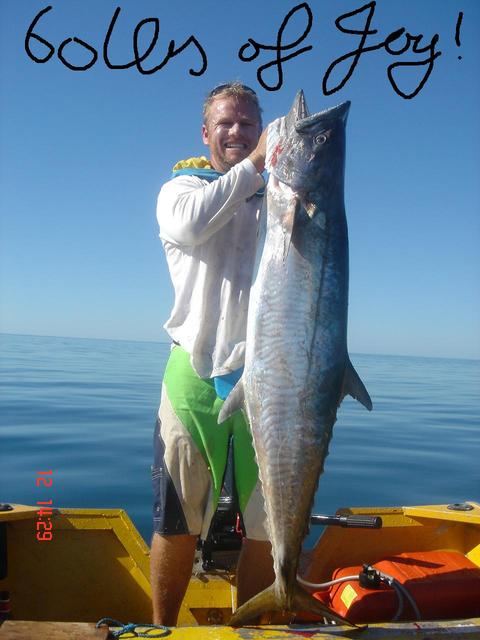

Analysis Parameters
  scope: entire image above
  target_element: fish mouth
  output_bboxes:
[286,91,350,132]
[296,100,351,132]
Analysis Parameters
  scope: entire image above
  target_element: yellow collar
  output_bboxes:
[172,156,213,171]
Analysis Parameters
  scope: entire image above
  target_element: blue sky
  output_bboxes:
[1,0,479,359]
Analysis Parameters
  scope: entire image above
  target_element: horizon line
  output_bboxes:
[1,331,479,363]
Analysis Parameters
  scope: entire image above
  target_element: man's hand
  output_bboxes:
[248,127,268,174]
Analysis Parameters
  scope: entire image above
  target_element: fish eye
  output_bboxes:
[314,133,328,145]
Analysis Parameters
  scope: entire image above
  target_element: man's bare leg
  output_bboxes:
[236,538,274,606]
[150,532,197,625]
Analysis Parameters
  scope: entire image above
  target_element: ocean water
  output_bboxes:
[1,333,479,545]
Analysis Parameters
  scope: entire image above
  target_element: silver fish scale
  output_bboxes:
[244,187,342,588]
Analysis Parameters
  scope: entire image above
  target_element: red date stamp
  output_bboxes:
[35,470,54,541]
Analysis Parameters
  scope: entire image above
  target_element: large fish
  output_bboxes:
[220,91,372,626]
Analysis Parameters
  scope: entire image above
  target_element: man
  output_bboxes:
[151,82,273,626]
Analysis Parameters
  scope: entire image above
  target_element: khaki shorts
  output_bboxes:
[152,346,268,541]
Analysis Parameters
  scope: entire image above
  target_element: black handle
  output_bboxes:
[310,514,382,529]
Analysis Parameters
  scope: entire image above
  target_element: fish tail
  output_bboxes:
[229,584,278,627]
[229,582,357,628]
[292,582,356,627]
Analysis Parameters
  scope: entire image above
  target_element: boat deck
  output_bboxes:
[1,502,479,639]
[1,618,480,639]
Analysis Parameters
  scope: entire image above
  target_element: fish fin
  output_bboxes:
[229,584,278,626]
[230,583,358,628]
[218,378,245,424]
[292,583,359,627]
[282,197,300,263]
[340,358,373,411]
[304,201,317,219]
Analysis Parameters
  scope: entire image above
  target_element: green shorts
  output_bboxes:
[152,345,268,540]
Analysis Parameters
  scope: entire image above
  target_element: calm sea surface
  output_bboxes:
[1,333,479,545]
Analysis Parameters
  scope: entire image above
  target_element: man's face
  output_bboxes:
[202,96,261,172]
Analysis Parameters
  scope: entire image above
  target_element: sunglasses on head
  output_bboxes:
[208,83,257,98]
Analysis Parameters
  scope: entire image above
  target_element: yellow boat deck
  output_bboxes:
[0,502,479,639]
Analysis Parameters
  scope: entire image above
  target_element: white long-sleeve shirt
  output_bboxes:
[157,157,265,378]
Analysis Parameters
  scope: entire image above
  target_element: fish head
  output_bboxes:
[270,91,350,211]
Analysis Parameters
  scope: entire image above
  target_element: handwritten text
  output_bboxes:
[24,3,464,100]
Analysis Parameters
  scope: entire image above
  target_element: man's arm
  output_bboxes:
[158,130,267,246]
[158,159,262,246]
[248,127,268,174]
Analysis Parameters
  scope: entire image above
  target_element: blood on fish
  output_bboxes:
[270,142,284,167]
